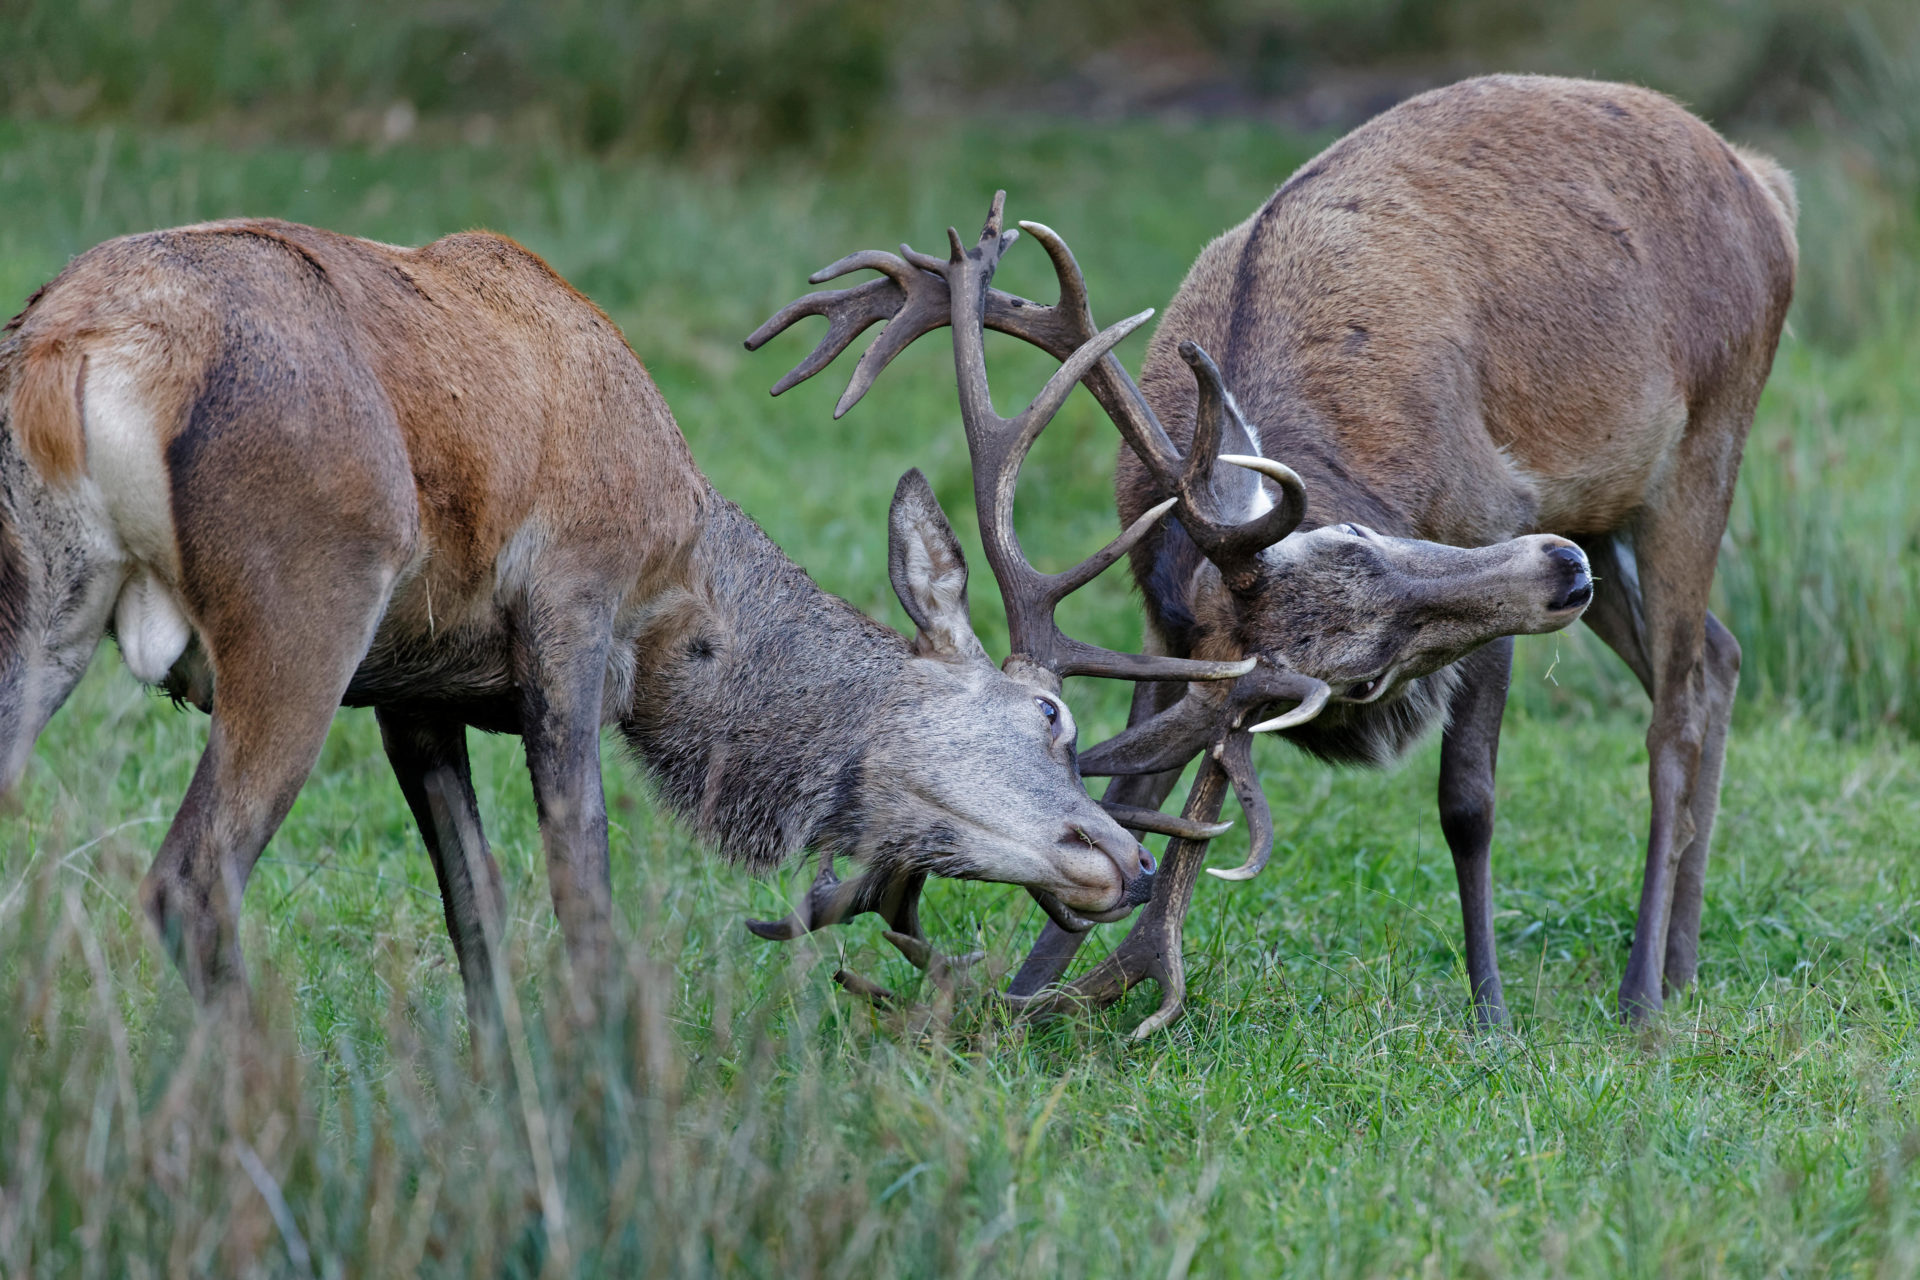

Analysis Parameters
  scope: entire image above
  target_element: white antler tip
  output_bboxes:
[1205,865,1261,882]
[1219,455,1304,489]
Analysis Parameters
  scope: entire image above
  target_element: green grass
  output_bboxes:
[3,115,1919,1275]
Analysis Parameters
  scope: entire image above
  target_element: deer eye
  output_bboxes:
[1346,677,1381,700]
[1034,696,1063,737]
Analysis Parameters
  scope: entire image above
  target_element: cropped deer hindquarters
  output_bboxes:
[0,218,1220,1024]
[752,74,1796,1034]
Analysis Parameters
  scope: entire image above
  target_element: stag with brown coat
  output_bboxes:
[753,75,1797,1030]
[0,218,1245,1022]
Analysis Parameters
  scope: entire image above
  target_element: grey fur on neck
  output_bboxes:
[617,491,901,871]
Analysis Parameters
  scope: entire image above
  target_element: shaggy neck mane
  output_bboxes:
[618,492,905,871]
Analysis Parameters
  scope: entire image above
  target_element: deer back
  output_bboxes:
[3,220,706,699]
[1120,75,1798,551]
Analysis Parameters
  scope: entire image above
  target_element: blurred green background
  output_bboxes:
[5,3,1920,1275]
[5,0,1917,732]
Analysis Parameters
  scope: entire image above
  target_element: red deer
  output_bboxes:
[0,218,1249,1021]
[752,75,1798,1031]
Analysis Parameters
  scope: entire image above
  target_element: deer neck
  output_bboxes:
[617,489,901,871]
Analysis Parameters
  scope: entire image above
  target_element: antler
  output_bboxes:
[936,198,1255,686]
[746,193,1309,594]
[747,192,1338,1032]
[745,857,984,1001]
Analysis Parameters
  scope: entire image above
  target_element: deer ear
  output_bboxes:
[888,469,990,664]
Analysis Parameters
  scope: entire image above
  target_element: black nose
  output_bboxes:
[1547,545,1593,610]
[1123,866,1156,906]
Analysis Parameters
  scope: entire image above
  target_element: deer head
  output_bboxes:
[1144,340,1593,732]
[850,466,1169,920]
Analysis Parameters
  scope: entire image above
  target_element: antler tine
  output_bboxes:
[745,857,917,940]
[1079,682,1231,777]
[745,245,958,415]
[1013,220,1186,483]
[1082,657,1328,789]
[1171,341,1310,589]
[1028,886,1099,934]
[1246,678,1330,733]
[1100,800,1233,841]
[941,196,1254,687]
[1206,730,1276,881]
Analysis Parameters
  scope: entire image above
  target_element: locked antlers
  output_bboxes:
[745,193,1333,1026]
[751,193,1335,882]
[747,193,1310,596]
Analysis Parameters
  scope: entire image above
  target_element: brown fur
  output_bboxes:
[11,338,87,486]
[1112,76,1797,1021]
[0,220,1152,1020]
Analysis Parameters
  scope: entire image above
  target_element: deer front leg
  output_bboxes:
[513,591,617,999]
[1437,636,1514,1028]
[377,706,507,1027]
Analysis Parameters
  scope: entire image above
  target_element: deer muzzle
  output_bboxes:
[1060,818,1155,918]
[1546,542,1594,613]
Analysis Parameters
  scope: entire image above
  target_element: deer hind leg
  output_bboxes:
[1590,411,1749,1022]
[138,545,401,1010]
[1577,538,1744,1000]
[1437,636,1514,1028]
[377,706,507,1027]
[136,339,414,1010]
[511,582,618,999]
[1662,610,1739,992]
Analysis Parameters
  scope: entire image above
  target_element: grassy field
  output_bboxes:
[3,111,1919,1276]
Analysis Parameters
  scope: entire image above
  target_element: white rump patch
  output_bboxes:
[115,571,193,684]
[82,353,178,574]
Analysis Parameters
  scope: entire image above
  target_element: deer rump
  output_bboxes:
[752,74,1797,1033]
